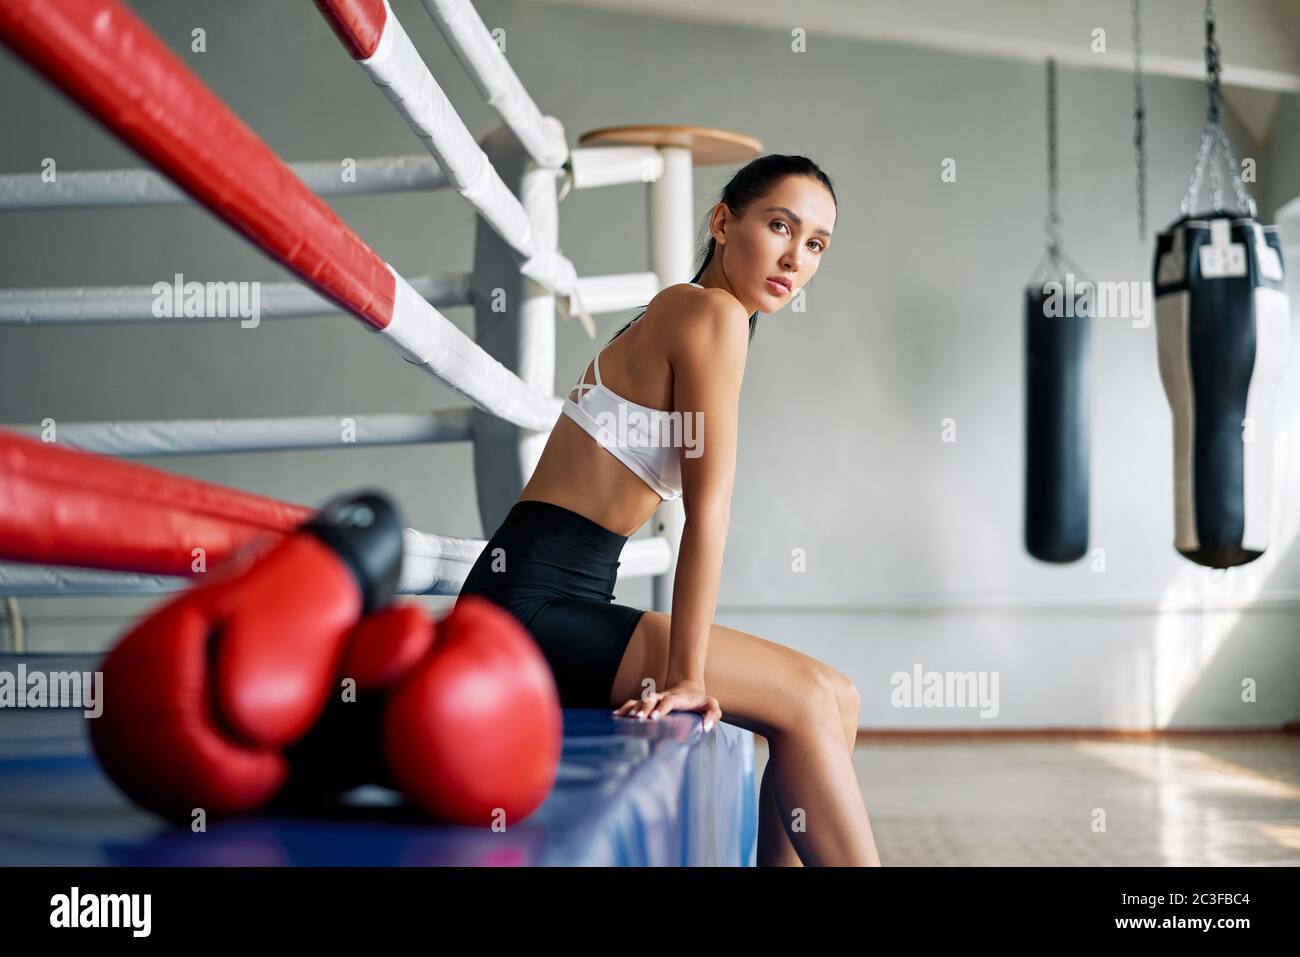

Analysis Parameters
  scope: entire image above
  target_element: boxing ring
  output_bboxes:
[0,0,760,865]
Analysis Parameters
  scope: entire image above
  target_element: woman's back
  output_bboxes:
[519,281,719,536]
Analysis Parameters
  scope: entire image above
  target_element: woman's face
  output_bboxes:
[711,175,835,313]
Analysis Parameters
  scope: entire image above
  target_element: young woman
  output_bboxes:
[456,154,880,866]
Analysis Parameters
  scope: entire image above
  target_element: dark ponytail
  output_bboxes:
[607,153,837,345]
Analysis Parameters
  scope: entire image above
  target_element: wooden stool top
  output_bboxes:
[578,124,763,165]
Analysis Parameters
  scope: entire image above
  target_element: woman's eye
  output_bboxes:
[775,220,823,252]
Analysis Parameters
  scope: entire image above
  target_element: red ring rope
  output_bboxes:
[0,0,397,330]
[0,428,311,575]
[314,0,387,60]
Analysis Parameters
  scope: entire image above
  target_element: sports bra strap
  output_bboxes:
[571,317,643,402]
[568,355,602,404]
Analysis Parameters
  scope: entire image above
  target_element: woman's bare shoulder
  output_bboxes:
[646,282,746,328]
[645,283,748,365]
[645,280,705,308]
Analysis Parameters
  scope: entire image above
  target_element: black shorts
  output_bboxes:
[455,499,647,708]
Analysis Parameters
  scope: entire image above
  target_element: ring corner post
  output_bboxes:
[470,126,558,537]
[647,145,694,612]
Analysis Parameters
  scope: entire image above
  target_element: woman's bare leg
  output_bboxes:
[610,612,880,867]
[757,756,799,866]
[733,628,863,866]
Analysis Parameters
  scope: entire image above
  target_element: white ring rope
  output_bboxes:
[359,0,576,298]
[378,266,561,432]
[0,534,672,596]
[0,155,448,210]
[0,275,454,325]
[7,412,474,456]
[418,0,568,170]
[0,271,659,326]
[0,147,659,211]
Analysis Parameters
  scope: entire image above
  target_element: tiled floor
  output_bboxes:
[753,735,1300,866]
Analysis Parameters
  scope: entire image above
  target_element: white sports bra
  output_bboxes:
[559,283,704,500]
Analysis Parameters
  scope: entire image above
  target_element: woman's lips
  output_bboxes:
[766,279,789,296]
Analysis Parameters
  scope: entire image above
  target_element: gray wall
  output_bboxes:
[1267,91,1300,219]
[2,0,1297,729]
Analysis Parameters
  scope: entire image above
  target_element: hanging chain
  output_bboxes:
[1031,56,1087,285]
[1043,57,1063,272]
[1205,0,1222,127]
[1131,0,1146,239]
[1205,0,1225,210]
[1181,0,1256,218]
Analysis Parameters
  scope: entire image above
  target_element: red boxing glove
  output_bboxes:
[89,491,405,823]
[384,596,563,825]
[288,596,562,826]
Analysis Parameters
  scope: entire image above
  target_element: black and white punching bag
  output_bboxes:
[1153,214,1290,568]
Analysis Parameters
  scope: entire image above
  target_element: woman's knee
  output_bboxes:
[771,665,844,736]
[824,668,861,728]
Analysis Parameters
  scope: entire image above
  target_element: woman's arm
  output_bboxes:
[664,289,750,688]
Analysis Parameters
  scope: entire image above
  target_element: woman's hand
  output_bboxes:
[613,680,722,732]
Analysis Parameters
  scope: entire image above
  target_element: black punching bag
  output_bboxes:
[1024,283,1091,563]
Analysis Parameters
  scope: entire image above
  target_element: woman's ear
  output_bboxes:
[709,202,729,244]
